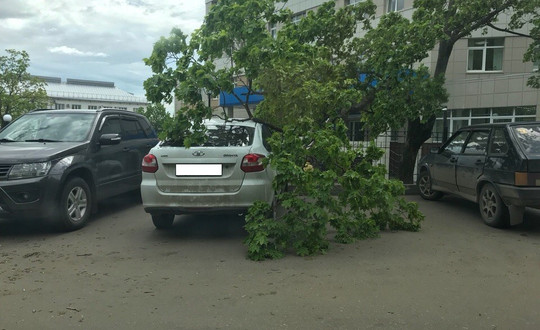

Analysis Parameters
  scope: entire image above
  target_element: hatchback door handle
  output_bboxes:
[123,147,130,152]
[475,159,484,165]
[450,157,457,163]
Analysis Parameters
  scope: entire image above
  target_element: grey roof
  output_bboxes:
[36,76,148,104]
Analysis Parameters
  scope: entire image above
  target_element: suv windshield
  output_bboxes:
[0,112,97,142]
[512,124,540,155]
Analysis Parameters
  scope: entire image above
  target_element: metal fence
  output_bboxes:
[349,130,444,182]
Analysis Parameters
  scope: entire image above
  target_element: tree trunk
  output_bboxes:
[399,39,454,183]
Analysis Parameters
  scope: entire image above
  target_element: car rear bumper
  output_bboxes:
[141,176,273,215]
[496,183,540,208]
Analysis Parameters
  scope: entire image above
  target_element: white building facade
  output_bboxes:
[36,76,149,112]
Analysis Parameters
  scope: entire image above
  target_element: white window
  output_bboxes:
[72,104,81,109]
[346,0,364,5]
[387,0,404,12]
[467,38,504,72]
[89,105,98,110]
[292,12,306,24]
[269,22,277,39]
[55,103,65,109]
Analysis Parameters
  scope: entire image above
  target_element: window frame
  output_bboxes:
[387,0,404,12]
[467,38,505,72]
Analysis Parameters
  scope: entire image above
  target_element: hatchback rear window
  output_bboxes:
[512,125,540,155]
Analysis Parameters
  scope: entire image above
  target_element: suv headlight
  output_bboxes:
[8,161,52,179]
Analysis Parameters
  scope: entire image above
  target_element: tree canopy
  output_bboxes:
[143,0,537,259]
[144,0,445,259]
[0,49,48,126]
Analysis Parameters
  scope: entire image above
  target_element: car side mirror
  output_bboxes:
[99,133,122,145]
[430,147,439,154]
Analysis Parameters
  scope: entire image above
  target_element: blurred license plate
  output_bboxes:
[176,164,222,176]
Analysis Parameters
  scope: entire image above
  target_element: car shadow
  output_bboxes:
[0,190,143,237]
[157,213,248,239]
[428,195,540,234]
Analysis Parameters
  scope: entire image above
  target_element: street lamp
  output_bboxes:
[441,107,448,144]
[2,114,12,127]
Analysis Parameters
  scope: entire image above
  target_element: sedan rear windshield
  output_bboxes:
[512,124,540,155]
[202,125,255,147]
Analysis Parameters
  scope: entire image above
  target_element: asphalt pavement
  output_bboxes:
[1,193,539,329]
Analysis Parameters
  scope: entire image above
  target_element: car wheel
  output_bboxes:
[479,183,509,228]
[59,177,92,231]
[417,171,443,201]
[151,214,175,229]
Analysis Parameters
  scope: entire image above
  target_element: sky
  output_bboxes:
[0,0,206,102]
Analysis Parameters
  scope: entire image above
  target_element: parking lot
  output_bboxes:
[1,193,540,329]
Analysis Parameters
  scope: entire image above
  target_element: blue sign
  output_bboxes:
[219,86,264,106]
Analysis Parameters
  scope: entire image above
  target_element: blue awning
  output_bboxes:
[219,86,264,106]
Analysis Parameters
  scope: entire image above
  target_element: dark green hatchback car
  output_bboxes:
[417,122,540,228]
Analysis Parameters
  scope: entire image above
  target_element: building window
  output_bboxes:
[347,121,369,141]
[292,12,306,24]
[89,105,98,110]
[72,104,81,109]
[387,0,404,12]
[467,38,504,72]
[346,0,364,5]
[268,22,277,39]
[118,107,127,110]
[55,103,65,109]
[431,106,536,141]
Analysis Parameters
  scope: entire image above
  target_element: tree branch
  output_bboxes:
[486,23,532,38]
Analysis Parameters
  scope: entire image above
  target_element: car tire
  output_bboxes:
[151,214,175,229]
[417,171,443,201]
[59,177,92,231]
[479,183,509,228]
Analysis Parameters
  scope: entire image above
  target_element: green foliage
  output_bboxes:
[244,118,423,260]
[0,49,48,126]
[144,0,434,261]
[135,103,171,135]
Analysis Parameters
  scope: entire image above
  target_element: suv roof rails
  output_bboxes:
[29,108,51,113]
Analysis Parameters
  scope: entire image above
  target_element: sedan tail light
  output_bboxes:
[142,154,158,173]
[241,153,266,172]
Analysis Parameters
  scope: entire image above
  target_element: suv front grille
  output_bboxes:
[0,164,12,179]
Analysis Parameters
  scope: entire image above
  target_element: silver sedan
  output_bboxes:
[141,118,275,229]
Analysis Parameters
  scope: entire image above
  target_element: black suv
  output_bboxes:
[0,108,159,230]
[417,122,540,228]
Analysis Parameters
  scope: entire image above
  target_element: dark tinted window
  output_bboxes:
[100,117,122,135]
[121,118,146,140]
[512,124,540,155]
[489,128,509,154]
[138,117,157,138]
[463,131,489,154]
